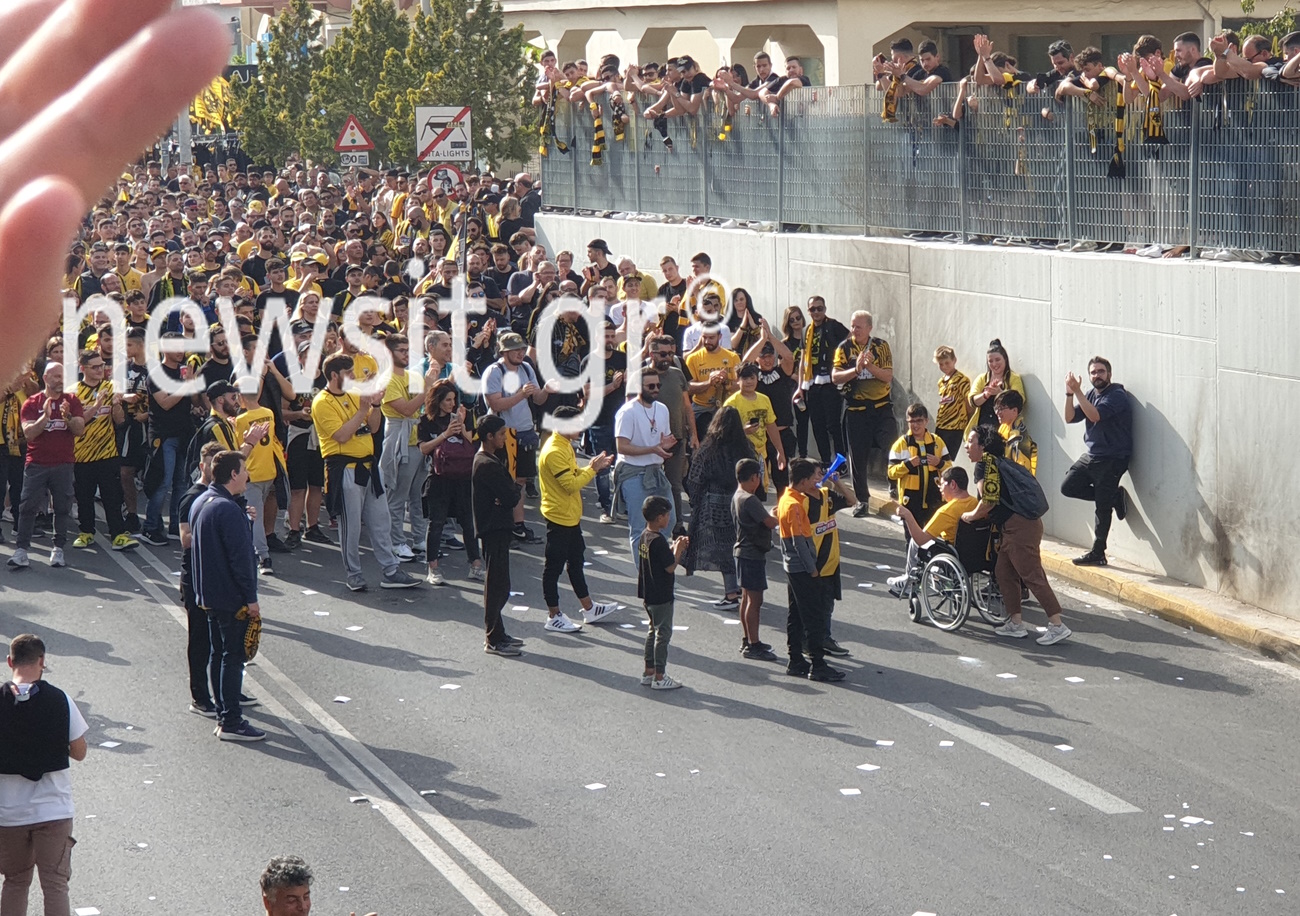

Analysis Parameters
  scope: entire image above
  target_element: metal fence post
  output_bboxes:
[957,116,969,243]
[1187,100,1202,259]
[776,109,786,228]
[1064,100,1077,245]
[571,105,579,216]
[701,112,710,220]
[634,108,643,214]
[863,85,871,237]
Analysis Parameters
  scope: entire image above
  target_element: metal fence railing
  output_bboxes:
[540,82,1300,256]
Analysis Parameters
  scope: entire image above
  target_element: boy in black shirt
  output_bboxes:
[637,495,689,689]
[732,459,779,662]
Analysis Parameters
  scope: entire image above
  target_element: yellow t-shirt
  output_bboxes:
[114,267,143,293]
[684,346,739,409]
[724,390,775,459]
[74,381,118,463]
[923,495,979,544]
[311,390,373,459]
[381,370,420,445]
[285,278,324,297]
[236,239,258,261]
[351,352,379,384]
[233,406,283,483]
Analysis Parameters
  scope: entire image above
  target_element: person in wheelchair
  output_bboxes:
[888,466,977,598]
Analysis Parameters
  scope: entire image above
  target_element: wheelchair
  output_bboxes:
[902,519,1009,632]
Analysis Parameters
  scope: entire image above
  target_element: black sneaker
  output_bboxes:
[512,523,541,544]
[442,535,465,550]
[851,502,869,518]
[743,645,779,661]
[266,533,291,553]
[216,720,266,742]
[821,638,850,657]
[125,514,141,534]
[500,634,525,647]
[1072,551,1108,567]
[283,529,302,550]
[303,524,333,545]
[259,557,274,576]
[188,701,217,718]
[239,693,260,707]
[484,641,522,657]
[785,661,811,678]
[1114,486,1129,521]
[139,529,169,547]
[809,664,846,682]
[524,479,540,499]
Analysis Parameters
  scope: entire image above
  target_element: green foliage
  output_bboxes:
[229,0,322,164]
[1238,1,1298,51]
[302,0,410,164]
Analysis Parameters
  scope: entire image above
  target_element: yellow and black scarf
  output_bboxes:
[1142,82,1167,145]
[589,101,606,166]
[539,89,569,157]
[609,93,628,143]
[882,59,917,122]
[1109,79,1126,178]
[1,392,21,456]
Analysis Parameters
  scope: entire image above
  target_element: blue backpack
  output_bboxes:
[996,457,1048,520]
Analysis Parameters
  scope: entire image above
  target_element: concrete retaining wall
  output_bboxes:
[537,213,1298,620]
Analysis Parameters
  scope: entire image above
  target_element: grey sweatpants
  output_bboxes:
[385,445,428,552]
[337,466,399,580]
[16,463,73,550]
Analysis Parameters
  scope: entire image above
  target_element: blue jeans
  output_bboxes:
[619,467,675,564]
[145,436,188,534]
[587,425,615,510]
[207,609,248,728]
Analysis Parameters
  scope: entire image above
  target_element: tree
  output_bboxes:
[377,0,535,169]
[230,0,323,164]
[1238,0,1298,49]
[302,0,410,164]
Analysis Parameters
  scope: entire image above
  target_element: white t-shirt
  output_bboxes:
[0,691,88,826]
[614,397,670,467]
[682,322,734,355]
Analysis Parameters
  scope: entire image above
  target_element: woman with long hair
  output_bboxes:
[781,304,809,458]
[966,338,1026,434]
[725,288,763,357]
[685,406,757,609]
[418,380,484,585]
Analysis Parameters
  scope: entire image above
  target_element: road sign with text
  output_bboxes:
[339,151,370,167]
[416,106,472,162]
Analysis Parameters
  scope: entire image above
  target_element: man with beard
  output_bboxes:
[482,332,549,545]
[1061,357,1132,567]
[185,380,267,484]
[684,323,738,441]
[581,318,626,522]
[613,365,677,563]
[648,334,696,525]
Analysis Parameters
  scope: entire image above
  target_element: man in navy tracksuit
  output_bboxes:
[191,450,263,742]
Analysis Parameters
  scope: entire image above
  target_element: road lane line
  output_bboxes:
[897,702,1142,815]
[110,545,557,916]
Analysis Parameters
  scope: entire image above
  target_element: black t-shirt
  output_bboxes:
[657,278,688,302]
[926,64,955,83]
[732,488,772,559]
[777,75,812,92]
[519,189,542,228]
[496,217,525,244]
[256,287,299,318]
[148,363,194,440]
[580,348,627,426]
[197,357,233,392]
[677,73,712,96]
[637,529,676,604]
[757,365,796,428]
[1035,68,1078,89]
[484,265,516,289]
[1171,57,1213,82]
[748,72,781,91]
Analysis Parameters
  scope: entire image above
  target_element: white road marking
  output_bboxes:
[110,545,558,916]
[897,703,1142,815]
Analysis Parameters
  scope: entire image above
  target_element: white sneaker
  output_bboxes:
[393,543,415,561]
[1136,244,1164,258]
[640,674,654,686]
[651,674,683,690]
[584,601,619,624]
[544,613,582,633]
[886,574,911,599]
[468,565,486,582]
[1036,623,1073,646]
[598,513,615,524]
[994,620,1030,638]
[426,569,446,586]
[50,548,66,568]
[7,548,29,569]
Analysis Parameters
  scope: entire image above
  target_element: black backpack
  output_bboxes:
[996,457,1048,520]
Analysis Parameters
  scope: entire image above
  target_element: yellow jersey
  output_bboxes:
[684,346,738,409]
[74,381,118,463]
[233,406,283,483]
[311,390,373,459]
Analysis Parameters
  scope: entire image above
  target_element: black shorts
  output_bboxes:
[286,433,325,489]
[504,428,538,480]
[116,422,148,470]
[736,556,768,591]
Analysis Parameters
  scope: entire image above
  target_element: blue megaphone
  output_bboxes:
[818,453,847,488]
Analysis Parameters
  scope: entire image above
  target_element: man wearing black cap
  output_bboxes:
[472,416,525,656]
[184,380,266,482]
[581,239,618,295]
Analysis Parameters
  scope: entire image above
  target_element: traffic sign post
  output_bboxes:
[334,115,376,153]
[416,106,473,163]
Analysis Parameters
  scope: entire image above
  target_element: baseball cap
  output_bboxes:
[587,238,611,254]
[311,253,329,267]
[497,330,527,352]
[205,380,236,400]
[289,251,308,262]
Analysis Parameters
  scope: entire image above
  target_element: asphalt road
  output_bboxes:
[1,498,1296,916]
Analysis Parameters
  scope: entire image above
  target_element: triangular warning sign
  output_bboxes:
[334,115,375,152]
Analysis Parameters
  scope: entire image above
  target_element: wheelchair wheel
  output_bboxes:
[919,554,971,632]
[908,594,926,624]
[971,571,1008,625]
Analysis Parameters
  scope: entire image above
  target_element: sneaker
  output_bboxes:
[7,548,29,569]
[501,634,525,647]
[426,569,446,586]
[442,535,465,550]
[712,595,740,611]
[188,701,217,718]
[1114,486,1129,521]
[994,620,1030,638]
[381,568,420,589]
[409,551,426,565]
[266,533,291,554]
[742,644,779,661]
[304,525,333,545]
[50,548,66,568]
[393,543,415,561]
[785,661,811,678]
[1072,550,1107,567]
[651,674,683,690]
[640,674,655,686]
[485,641,522,657]
[468,565,486,582]
[111,533,140,551]
[1036,623,1073,646]
[821,638,850,657]
[216,720,266,742]
[525,479,540,499]
[512,523,541,544]
[72,533,94,549]
[346,575,367,592]
[283,529,302,550]
[124,514,141,534]
[887,574,911,599]
[809,664,846,682]
[259,557,274,576]
[239,693,259,707]
[584,601,619,624]
[598,513,615,524]
[139,529,169,547]
[851,502,869,518]
[544,613,582,633]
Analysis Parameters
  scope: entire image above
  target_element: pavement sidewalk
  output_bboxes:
[860,492,1300,665]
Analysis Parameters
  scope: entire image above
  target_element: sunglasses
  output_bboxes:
[808,306,826,313]
[644,383,661,390]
